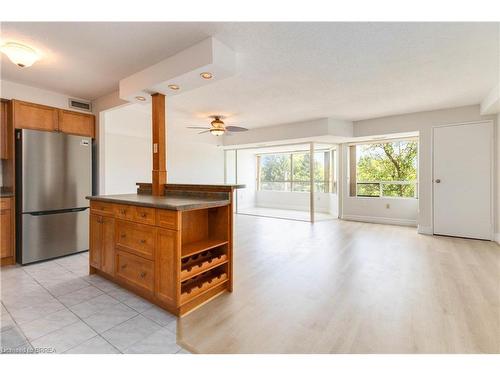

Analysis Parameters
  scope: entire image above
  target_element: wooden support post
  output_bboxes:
[151,93,166,196]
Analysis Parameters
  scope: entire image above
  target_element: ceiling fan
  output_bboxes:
[187,116,249,136]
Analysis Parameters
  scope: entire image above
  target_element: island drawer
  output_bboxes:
[90,201,114,216]
[115,219,156,260]
[114,204,136,221]
[134,206,156,225]
[116,250,154,293]
[156,209,179,230]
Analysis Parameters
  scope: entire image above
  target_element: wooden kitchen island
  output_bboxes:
[86,183,243,316]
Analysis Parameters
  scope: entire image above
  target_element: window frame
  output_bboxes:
[256,149,335,193]
[348,137,419,200]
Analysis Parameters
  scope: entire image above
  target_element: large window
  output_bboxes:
[349,139,418,198]
[257,150,336,193]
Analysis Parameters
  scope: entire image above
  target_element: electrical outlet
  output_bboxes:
[386,203,390,209]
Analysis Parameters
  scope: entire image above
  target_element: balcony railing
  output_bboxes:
[356,181,418,198]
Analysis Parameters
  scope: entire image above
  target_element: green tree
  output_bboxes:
[259,152,328,192]
[356,141,417,197]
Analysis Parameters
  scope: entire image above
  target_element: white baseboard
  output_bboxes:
[342,214,417,227]
[495,232,500,245]
[417,225,433,235]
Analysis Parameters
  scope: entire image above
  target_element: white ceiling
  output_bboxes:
[1,22,498,127]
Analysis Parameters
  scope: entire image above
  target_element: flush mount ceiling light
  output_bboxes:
[168,84,180,90]
[0,42,40,68]
[135,96,146,101]
[200,72,213,79]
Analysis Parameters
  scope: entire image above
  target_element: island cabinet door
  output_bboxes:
[89,214,103,269]
[155,228,180,307]
[100,217,115,276]
[1,207,12,258]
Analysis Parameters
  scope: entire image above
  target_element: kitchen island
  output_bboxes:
[86,183,243,316]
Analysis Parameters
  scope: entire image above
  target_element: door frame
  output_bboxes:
[431,120,494,240]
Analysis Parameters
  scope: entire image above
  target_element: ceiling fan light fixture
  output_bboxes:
[1,42,40,68]
[200,72,213,80]
[210,128,225,136]
[211,118,224,127]
[168,84,180,90]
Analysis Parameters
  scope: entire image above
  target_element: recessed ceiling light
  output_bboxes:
[135,96,146,101]
[0,42,40,68]
[200,72,213,80]
[168,84,180,90]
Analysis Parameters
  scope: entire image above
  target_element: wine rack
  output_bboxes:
[181,249,228,281]
[177,205,231,312]
[180,269,228,304]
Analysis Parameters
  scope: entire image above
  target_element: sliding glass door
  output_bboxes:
[225,142,338,222]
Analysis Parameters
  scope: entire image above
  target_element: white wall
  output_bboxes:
[0,80,90,110]
[351,105,496,232]
[497,113,500,244]
[235,149,256,209]
[102,106,151,194]
[101,104,225,194]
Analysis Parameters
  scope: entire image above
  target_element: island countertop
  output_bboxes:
[86,193,230,211]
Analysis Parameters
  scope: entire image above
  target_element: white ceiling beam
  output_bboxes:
[480,84,500,115]
[119,37,236,103]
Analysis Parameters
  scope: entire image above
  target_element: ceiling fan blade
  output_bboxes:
[225,126,248,132]
[187,126,210,129]
[198,130,211,134]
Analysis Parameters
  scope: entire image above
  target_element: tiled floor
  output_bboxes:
[0,251,189,354]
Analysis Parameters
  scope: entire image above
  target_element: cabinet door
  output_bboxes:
[1,101,8,159]
[13,100,58,131]
[155,228,179,306]
[89,214,102,269]
[100,217,115,276]
[0,209,12,258]
[58,110,95,138]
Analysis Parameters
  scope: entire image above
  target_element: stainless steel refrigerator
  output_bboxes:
[16,129,92,264]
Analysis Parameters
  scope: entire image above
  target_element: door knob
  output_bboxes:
[435,179,441,183]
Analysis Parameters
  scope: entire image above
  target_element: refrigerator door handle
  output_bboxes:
[27,207,89,216]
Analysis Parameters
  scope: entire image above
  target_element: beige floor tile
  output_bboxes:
[8,299,66,325]
[0,326,29,351]
[123,327,181,354]
[122,294,154,313]
[83,303,138,333]
[64,336,120,354]
[101,315,162,351]
[19,308,79,341]
[30,321,97,353]
[57,285,103,307]
[70,294,120,319]
[141,305,176,327]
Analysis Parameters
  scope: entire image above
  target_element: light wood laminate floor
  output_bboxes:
[178,214,500,353]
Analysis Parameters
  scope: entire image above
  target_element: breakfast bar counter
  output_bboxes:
[86,183,243,316]
[87,193,230,211]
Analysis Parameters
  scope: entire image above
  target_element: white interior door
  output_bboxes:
[433,121,493,240]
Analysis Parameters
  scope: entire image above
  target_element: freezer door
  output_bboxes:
[20,130,92,212]
[20,208,89,264]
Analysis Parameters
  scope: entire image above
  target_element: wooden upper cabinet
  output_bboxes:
[58,109,95,138]
[12,99,95,138]
[13,100,58,132]
[1,100,8,159]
